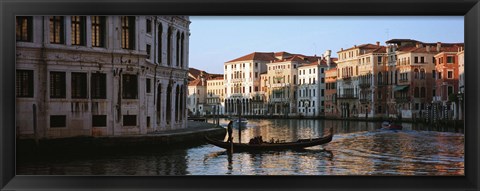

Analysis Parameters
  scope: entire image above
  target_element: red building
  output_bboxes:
[324,67,338,117]
[434,49,461,105]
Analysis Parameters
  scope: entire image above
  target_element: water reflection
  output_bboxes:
[17,119,464,176]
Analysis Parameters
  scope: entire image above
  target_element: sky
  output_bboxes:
[188,16,464,74]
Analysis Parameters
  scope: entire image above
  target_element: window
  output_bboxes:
[16,70,34,97]
[91,16,106,47]
[420,69,425,79]
[146,19,152,34]
[71,16,86,45]
[448,86,454,96]
[321,78,324,83]
[50,115,66,128]
[432,70,436,79]
[123,115,137,126]
[16,16,32,42]
[438,72,442,79]
[447,71,453,79]
[414,57,418,63]
[414,87,419,98]
[420,57,424,63]
[49,16,64,44]
[50,72,66,98]
[146,78,151,93]
[447,56,454,63]
[121,16,135,49]
[92,115,107,127]
[91,73,106,99]
[71,72,87,98]
[378,56,382,63]
[147,116,151,128]
[146,44,151,59]
[122,74,138,99]
[421,87,426,98]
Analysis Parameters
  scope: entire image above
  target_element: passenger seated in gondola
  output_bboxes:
[249,136,263,144]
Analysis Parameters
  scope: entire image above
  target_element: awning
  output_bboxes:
[393,85,409,91]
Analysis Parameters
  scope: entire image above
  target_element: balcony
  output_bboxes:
[358,82,371,88]
[359,98,370,104]
[398,79,409,83]
[337,94,358,99]
[394,97,410,103]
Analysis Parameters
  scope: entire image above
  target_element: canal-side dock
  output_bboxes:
[17,121,226,154]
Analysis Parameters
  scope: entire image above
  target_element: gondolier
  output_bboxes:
[227,120,233,143]
[205,128,334,152]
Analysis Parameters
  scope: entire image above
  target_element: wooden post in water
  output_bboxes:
[238,99,242,144]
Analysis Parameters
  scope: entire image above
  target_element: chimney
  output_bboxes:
[324,50,332,68]
[341,48,344,51]
[415,42,423,48]
[376,41,380,46]
[437,42,441,52]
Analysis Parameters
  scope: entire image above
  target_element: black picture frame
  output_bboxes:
[1,0,478,190]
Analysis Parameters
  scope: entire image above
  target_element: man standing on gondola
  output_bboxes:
[227,120,233,143]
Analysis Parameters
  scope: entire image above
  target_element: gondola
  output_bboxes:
[205,129,334,151]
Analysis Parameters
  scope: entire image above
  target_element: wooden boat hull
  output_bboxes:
[205,129,333,151]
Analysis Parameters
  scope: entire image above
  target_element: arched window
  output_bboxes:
[377,72,383,85]
[395,70,398,84]
[385,72,389,85]
[157,23,163,64]
[176,31,181,67]
[166,83,172,124]
[420,69,425,79]
[414,87,419,98]
[181,32,185,68]
[167,27,173,66]
[156,83,162,124]
[414,69,419,79]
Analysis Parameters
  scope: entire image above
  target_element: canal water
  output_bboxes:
[17,119,464,175]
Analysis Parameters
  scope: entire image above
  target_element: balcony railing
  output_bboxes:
[394,97,410,102]
[358,83,370,88]
[359,98,370,104]
[337,94,358,99]
[398,79,409,83]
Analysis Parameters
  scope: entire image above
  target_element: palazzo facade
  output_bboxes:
[15,16,190,139]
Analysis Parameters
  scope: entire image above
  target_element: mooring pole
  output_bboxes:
[238,99,241,144]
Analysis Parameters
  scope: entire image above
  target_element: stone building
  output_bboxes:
[15,16,190,139]
[386,39,463,120]
[297,50,335,117]
[206,75,225,115]
[187,74,207,116]
[336,43,384,118]
[457,50,464,120]
[433,45,464,119]
[324,67,338,117]
[265,54,306,116]
[223,52,274,116]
